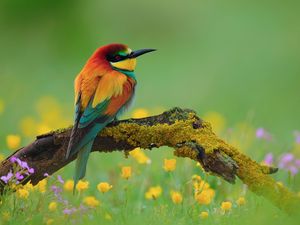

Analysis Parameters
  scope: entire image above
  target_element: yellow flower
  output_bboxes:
[192,174,202,182]
[129,148,151,164]
[76,180,89,191]
[132,108,149,118]
[37,179,47,193]
[195,189,215,205]
[236,197,246,206]
[0,154,5,162]
[0,99,4,114]
[24,182,34,191]
[83,196,100,208]
[64,180,74,192]
[16,188,29,199]
[46,218,54,225]
[163,159,176,172]
[145,186,162,200]
[221,201,232,212]
[193,180,210,191]
[6,134,21,150]
[97,182,112,193]
[121,166,132,179]
[199,211,209,219]
[170,191,183,204]
[48,201,57,211]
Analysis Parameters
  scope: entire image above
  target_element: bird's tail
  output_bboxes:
[73,140,94,193]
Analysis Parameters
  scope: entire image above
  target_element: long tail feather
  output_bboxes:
[73,140,94,193]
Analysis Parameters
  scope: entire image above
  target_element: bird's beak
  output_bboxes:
[128,49,156,58]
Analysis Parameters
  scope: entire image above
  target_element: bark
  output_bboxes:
[0,107,299,214]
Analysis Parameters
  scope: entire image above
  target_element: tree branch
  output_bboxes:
[0,107,299,213]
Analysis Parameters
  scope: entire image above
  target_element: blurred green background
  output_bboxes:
[0,0,299,141]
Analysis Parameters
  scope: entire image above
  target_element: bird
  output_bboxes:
[65,43,155,192]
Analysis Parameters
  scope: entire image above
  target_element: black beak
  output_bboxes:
[128,49,156,58]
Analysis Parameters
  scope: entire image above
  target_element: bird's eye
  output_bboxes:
[114,55,121,61]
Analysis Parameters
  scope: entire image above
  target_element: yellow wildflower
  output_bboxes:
[0,154,5,162]
[121,166,132,179]
[83,196,100,208]
[194,180,210,191]
[132,108,149,118]
[46,219,54,225]
[48,201,57,211]
[195,189,215,205]
[24,182,34,191]
[163,159,176,172]
[221,201,232,212]
[0,99,4,114]
[6,134,21,150]
[37,179,47,193]
[192,174,202,182]
[145,186,162,200]
[2,211,10,221]
[170,191,183,204]
[64,180,74,192]
[97,182,112,193]
[129,148,151,164]
[16,188,29,199]
[199,211,209,219]
[76,180,89,191]
[236,197,246,206]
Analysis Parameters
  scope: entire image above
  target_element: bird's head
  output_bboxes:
[94,43,156,72]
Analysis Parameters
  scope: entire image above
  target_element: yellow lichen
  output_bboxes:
[52,109,300,214]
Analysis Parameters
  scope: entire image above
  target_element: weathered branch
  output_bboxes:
[0,107,299,214]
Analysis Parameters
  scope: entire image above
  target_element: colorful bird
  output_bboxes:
[66,43,155,191]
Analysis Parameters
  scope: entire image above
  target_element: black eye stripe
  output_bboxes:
[107,54,127,62]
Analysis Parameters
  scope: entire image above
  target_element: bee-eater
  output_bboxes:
[66,43,155,191]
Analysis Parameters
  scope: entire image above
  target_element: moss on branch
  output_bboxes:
[0,107,299,214]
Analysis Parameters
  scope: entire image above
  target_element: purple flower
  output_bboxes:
[44,173,49,177]
[295,159,300,167]
[278,153,294,168]
[256,128,272,141]
[278,153,300,176]
[289,166,298,175]
[10,156,35,174]
[263,153,273,166]
[28,167,34,174]
[10,156,17,163]
[294,131,300,144]
[51,185,62,195]
[57,175,64,184]
[256,128,265,138]
[0,171,13,183]
[63,208,76,215]
[15,172,24,180]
